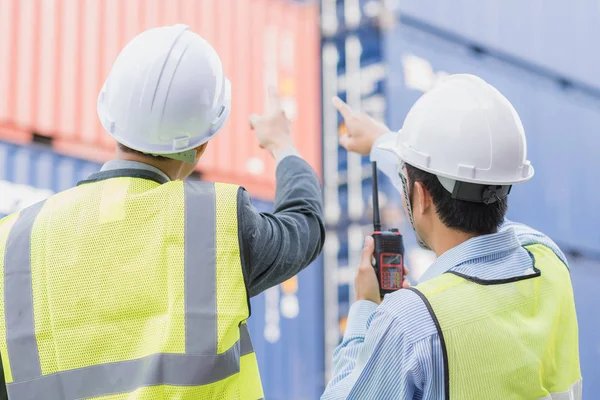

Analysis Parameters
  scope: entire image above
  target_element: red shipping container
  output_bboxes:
[0,0,321,200]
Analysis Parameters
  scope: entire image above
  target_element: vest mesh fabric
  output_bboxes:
[415,244,581,400]
[240,352,263,400]
[0,177,264,399]
[31,179,186,373]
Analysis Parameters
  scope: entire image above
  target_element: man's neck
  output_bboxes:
[429,225,482,257]
[114,151,180,181]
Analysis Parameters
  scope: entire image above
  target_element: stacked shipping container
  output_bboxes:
[0,138,101,219]
[396,0,600,92]
[0,0,322,200]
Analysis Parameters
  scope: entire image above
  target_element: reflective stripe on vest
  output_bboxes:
[2,181,258,399]
[539,379,582,400]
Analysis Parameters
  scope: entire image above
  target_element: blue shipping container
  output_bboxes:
[0,141,102,218]
[396,0,600,92]
[248,200,325,400]
[384,23,600,256]
[0,140,325,399]
[569,256,600,397]
[247,256,325,400]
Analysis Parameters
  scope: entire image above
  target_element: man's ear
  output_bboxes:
[195,142,209,160]
[414,181,432,215]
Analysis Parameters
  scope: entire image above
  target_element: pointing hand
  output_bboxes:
[333,96,390,156]
[250,87,295,159]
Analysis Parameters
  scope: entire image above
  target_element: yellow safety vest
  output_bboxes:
[0,170,264,399]
[410,244,582,400]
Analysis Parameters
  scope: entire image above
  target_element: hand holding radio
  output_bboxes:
[355,236,409,304]
[354,162,409,303]
[355,237,384,304]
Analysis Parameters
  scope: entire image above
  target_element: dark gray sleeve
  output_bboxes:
[237,155,325,298]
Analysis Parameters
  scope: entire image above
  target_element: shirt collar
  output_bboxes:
[418,227,522,283]
[101,160,171,183]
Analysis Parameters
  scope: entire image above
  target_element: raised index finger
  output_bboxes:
[332,96,355,120]
[268,86,282,112]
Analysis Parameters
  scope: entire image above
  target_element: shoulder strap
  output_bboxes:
[406,287,450,400]
[0,352,7,400]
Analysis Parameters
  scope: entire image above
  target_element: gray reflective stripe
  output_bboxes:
[184,181,217,354]
[539,379,583,400]
[4,201,46,382]
[7,342,240,400]
[240,324,254,356]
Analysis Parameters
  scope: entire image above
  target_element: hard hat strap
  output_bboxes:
[398,164,431,250]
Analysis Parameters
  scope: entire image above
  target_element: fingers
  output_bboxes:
[249,114,260,129]
[268,86,282,112]
[250,86,282,127]
[359,236,375,268]
[402,264,410,288]
[339,134,351,150]
[332,96,355,120]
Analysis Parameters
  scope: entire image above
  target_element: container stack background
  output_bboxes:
[0,0,598,398]
[0,0,322,199]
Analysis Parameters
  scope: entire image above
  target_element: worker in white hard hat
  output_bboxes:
[0,25,324,399]
[322,74,581,400]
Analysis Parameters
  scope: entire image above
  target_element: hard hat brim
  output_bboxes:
[377,131,402,159]
[377,130,535,185]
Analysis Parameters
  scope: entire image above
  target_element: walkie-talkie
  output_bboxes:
[371,161,405,297]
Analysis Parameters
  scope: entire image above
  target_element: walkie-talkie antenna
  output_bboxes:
[372,161,382,232]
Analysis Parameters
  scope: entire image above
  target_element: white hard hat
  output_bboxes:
[98,24,231,162]
[380,74,534,202]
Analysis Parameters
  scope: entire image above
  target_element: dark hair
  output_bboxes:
[405,164,507,235]
[117,143,170,161]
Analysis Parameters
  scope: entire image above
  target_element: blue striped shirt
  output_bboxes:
[321,133,569,400]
